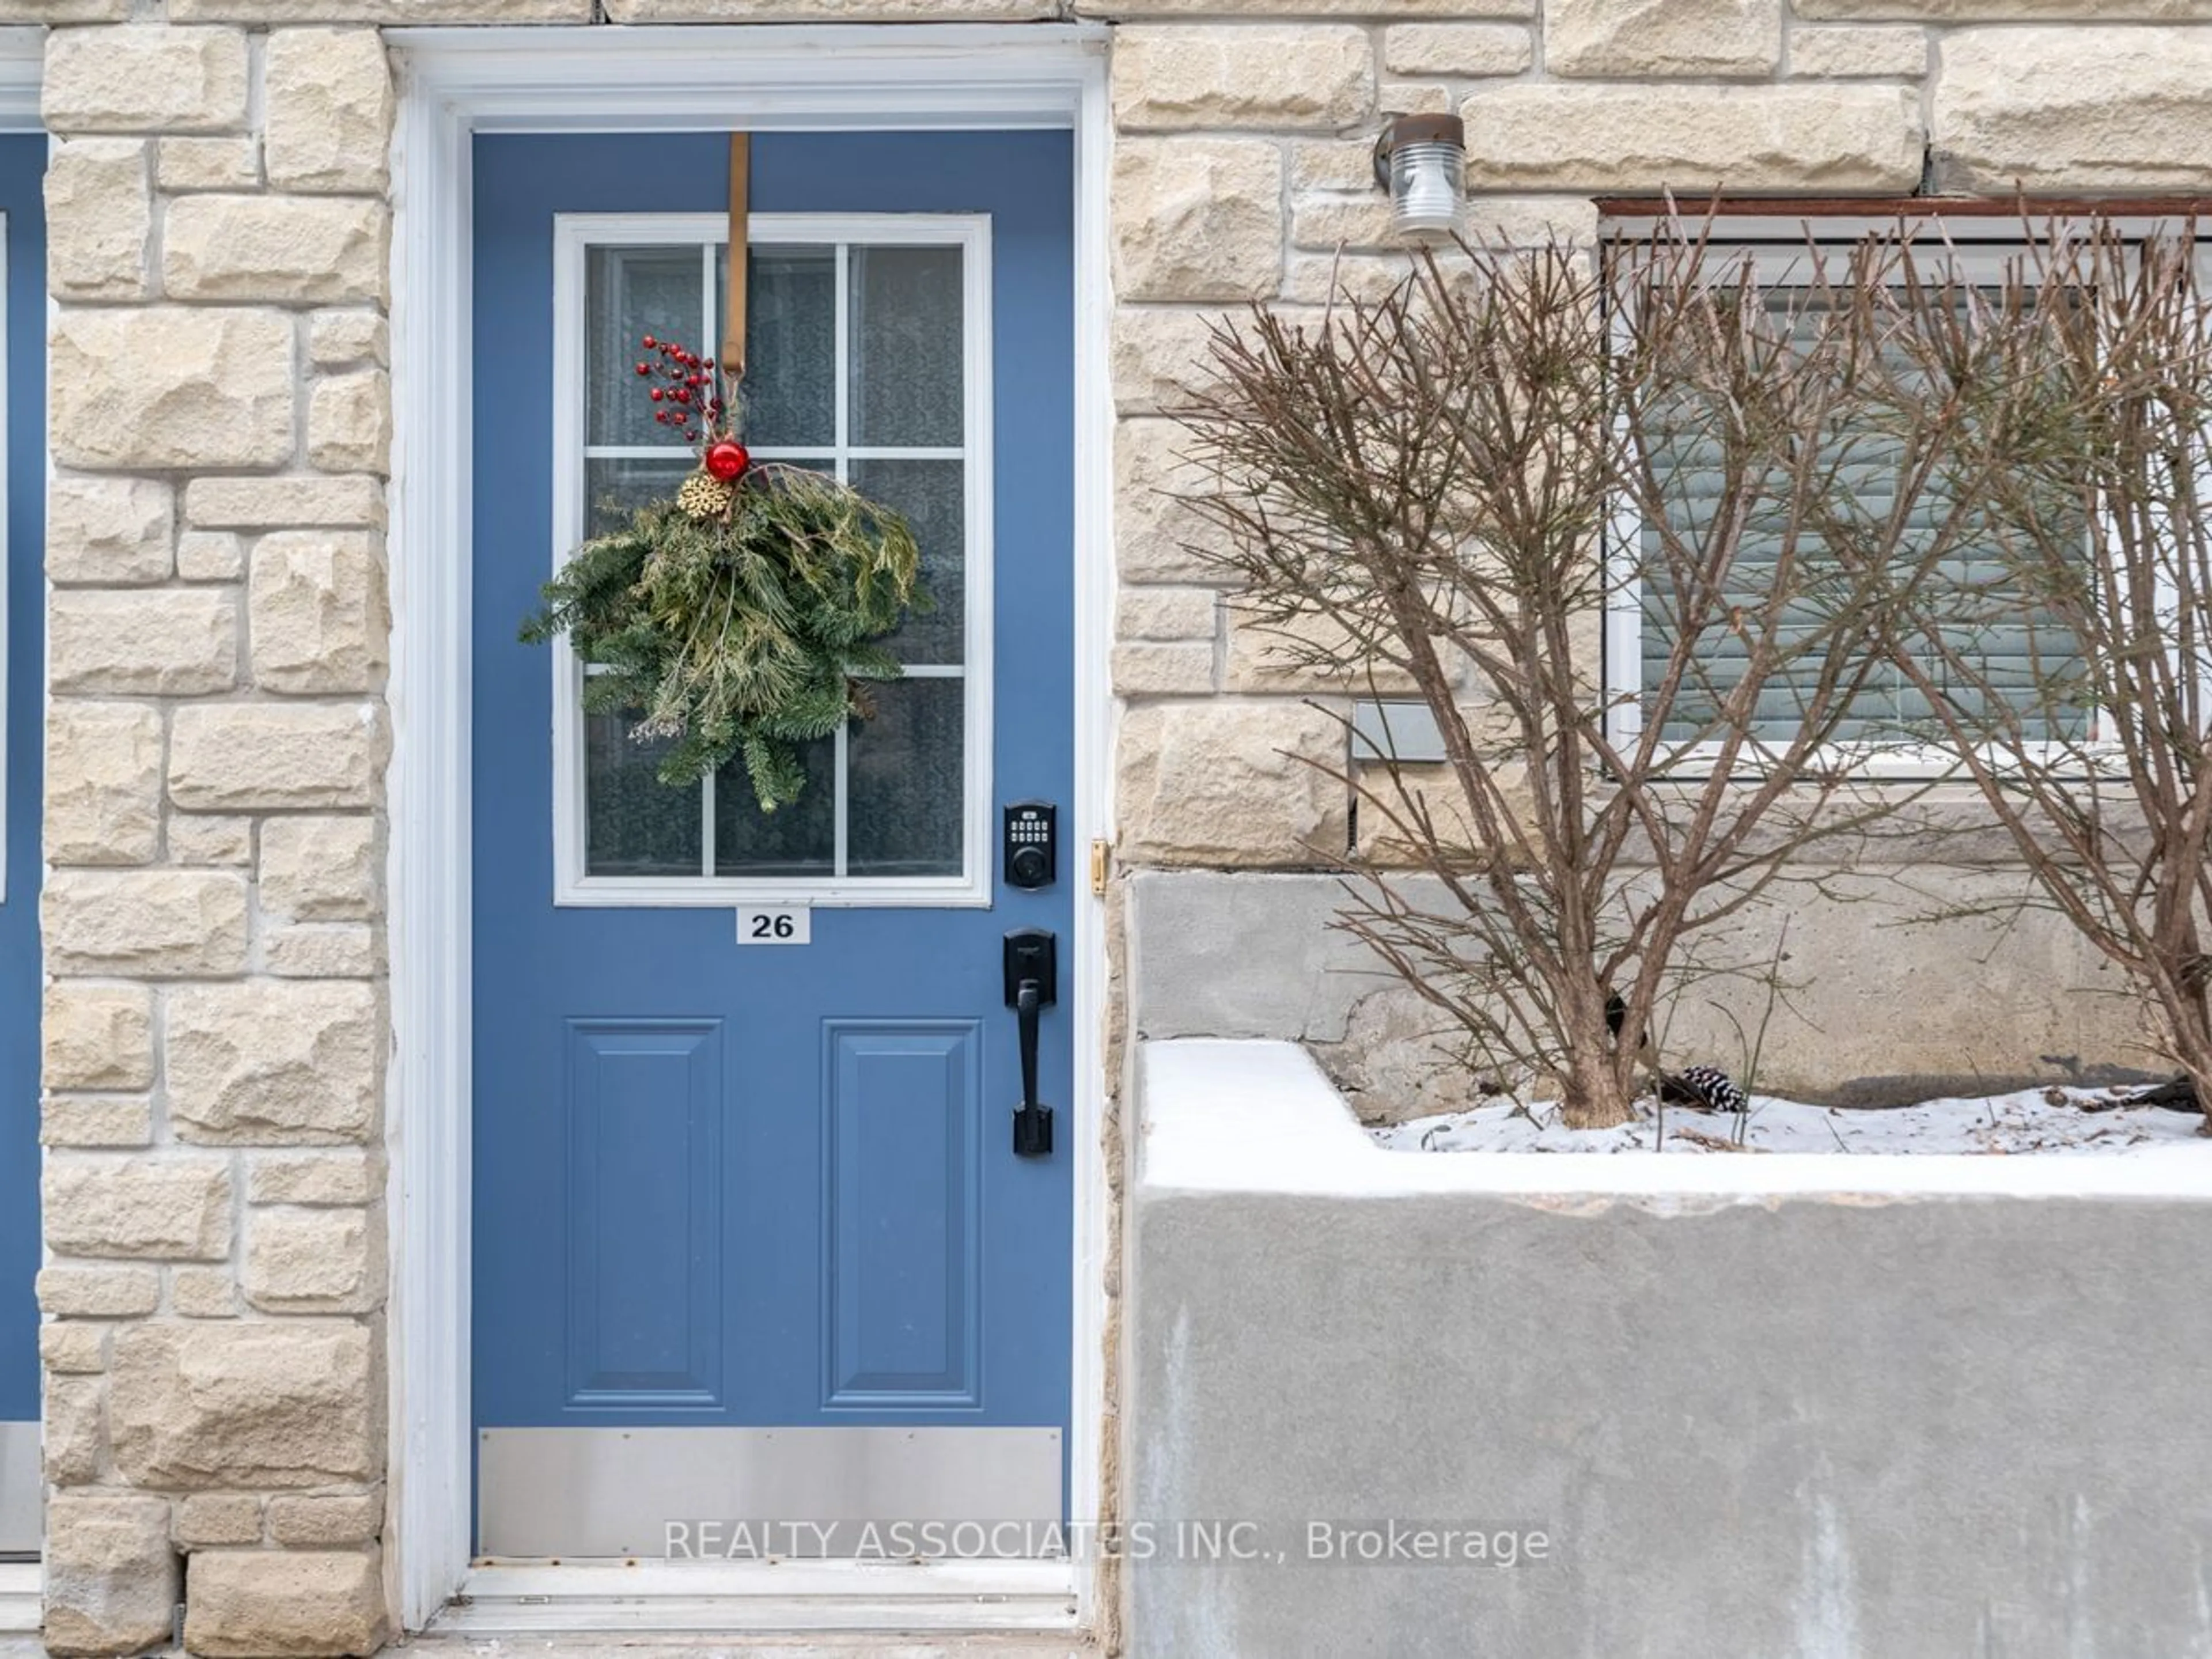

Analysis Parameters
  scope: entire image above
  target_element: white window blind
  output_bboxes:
[1630,273,2091,755]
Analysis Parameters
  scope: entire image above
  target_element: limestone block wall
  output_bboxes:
[31,10,396,1654]
[1097,2,2212,853]
[2,0,2208,1654]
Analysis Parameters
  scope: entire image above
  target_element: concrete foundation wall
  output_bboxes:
[1127,1040,2212,1657]
[1129,869,2154,1117]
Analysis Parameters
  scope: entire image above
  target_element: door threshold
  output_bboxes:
[0,1561,36,1636]
[428,1557,1080,1637]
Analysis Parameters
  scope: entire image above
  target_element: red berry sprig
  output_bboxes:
[632,334,731,453]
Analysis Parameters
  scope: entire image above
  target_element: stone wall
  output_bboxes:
[33,12,395,1654]
[10,0,2212,1653]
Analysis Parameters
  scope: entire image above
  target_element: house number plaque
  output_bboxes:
[736,906,812,945]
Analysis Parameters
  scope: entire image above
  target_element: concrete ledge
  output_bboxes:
[1127,1039,2212,1656]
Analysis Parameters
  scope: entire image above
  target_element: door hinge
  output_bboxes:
[1089,838,1111,896]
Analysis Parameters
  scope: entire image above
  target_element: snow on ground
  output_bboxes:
[1375,1086,2212,1156]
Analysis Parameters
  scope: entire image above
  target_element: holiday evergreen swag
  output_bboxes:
[521,333,925,812]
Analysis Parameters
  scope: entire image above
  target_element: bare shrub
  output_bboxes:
[1173,230,2024,1128]
[1879,222,2212,1121]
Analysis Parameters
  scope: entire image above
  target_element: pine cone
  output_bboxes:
[1666,1064,1748,1116]
[676,469,736,521]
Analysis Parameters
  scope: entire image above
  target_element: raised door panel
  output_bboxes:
[565,1020,725,1407]
[823,1021,982,1407]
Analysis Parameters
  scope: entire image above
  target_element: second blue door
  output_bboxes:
[469,132,1075,1554]
[0,134,46,1557]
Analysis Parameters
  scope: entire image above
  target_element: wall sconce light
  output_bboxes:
[1372,113,1465,241]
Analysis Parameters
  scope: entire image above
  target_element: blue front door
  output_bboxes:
[0,134,44,1556]
[470,133,1075,1554]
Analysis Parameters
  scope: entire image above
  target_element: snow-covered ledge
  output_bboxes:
[1141,1038,2212,1199]
[1125,1038,2212,1656]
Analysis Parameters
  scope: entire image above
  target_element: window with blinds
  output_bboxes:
[1621,249,2092,759]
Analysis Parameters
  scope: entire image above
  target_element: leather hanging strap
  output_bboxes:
[721,133,750,381]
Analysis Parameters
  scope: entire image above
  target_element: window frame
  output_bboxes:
[548,210,996,908]
[1596,214,2212,782]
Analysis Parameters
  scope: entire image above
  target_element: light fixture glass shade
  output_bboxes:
[1374,114,1467,241]
[1389,141,1464,238]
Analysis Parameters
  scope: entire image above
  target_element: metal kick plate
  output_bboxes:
[478,1426,1064,1558]
[0,1422,39,1555]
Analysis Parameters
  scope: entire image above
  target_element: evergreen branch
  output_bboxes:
[520,465,927,812]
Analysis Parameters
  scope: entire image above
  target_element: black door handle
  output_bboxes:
[1004,929,1056,1158]
[1016,978,1043,1116]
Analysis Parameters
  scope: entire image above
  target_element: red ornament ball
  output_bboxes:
[706,441,751,481]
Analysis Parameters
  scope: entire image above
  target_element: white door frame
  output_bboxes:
[385,24,1115,1634]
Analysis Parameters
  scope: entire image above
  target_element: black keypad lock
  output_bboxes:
[1003,801,1057,890]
